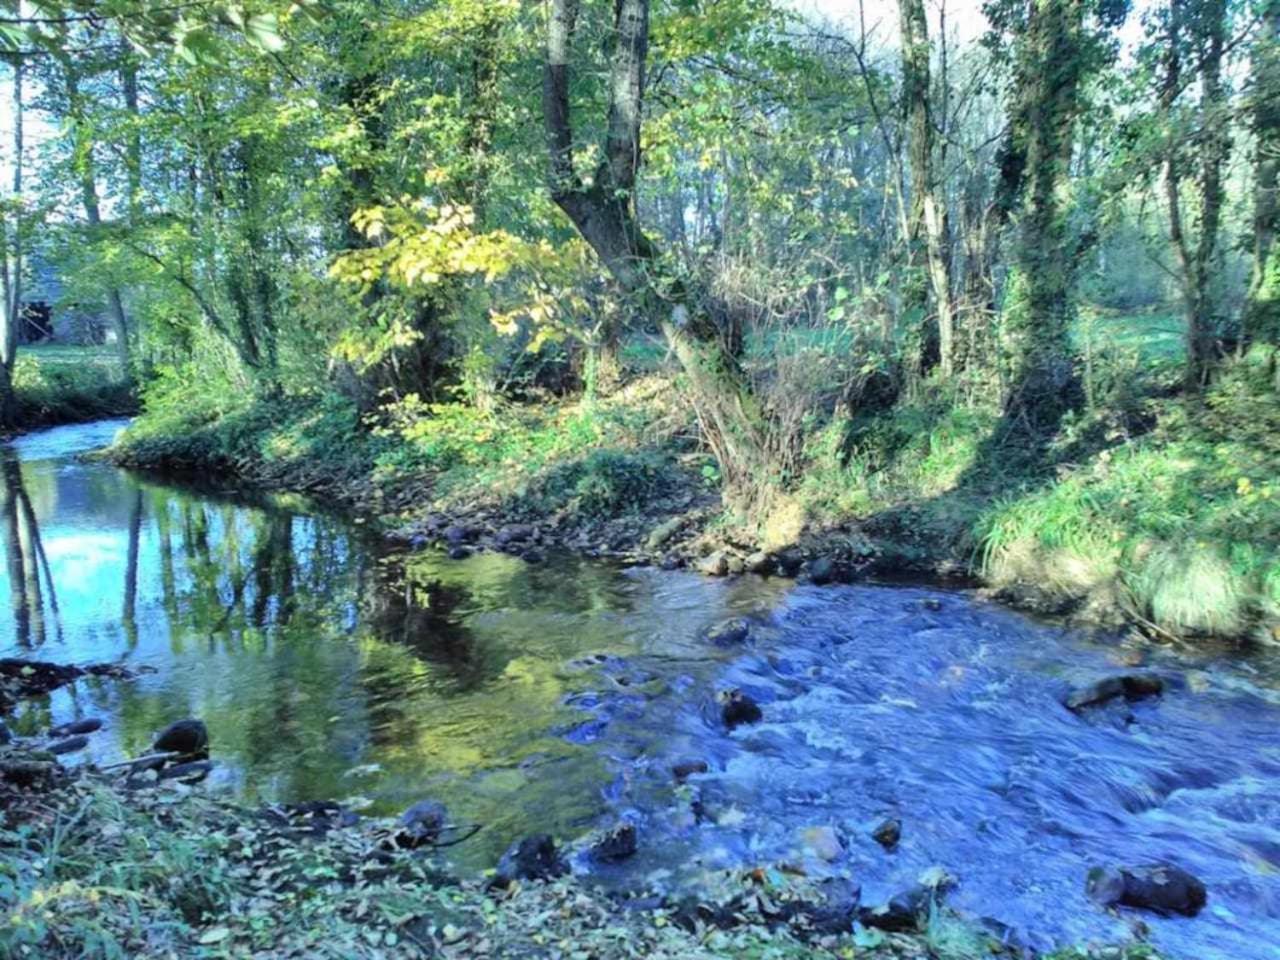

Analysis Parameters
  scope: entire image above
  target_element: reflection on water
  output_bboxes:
[2,420,1280,960]
[0,420,775,866]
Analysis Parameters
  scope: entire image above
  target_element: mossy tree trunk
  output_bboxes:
[542,0,768,489]
[899,0,955,380]
[1245,0,1280,378]
[1,58,23,430]
[999,0,1089,425]
[1159,0,1230,390]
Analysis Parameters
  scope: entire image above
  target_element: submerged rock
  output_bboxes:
[396,800,448,849]
[872,817,902,849]
[159,760,213,783]
[1064,674,1164,712]
[704,617,751,647]
[591,822,638,862]
[494,834,568,886]
[800,825,844,862]
[1086,864,1207,917]
[48,735,89,755]
[153,719,209,757]
[51,718,102,737]
[719,689,763,729]
[672,759,708,783]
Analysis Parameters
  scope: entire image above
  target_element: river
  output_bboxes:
[2,419,1278,958]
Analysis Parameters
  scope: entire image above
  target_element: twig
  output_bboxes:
[97,750,181,771]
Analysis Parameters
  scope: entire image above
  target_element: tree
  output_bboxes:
[988,0,1126,423]
[899,0,955,379]
[0,54,23,428]
[542,0,768,491]
[1245,0,1280,370]
[1155,0,1231,388]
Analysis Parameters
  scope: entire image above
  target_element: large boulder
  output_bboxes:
[1086,864,1207,917]
[153,719,209,757]
[1064,674,1164,712]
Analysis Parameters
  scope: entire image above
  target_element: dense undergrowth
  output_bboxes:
[107,341,1280,645]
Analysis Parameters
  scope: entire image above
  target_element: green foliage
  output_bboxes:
[537,448,672,517]
[978,361,1280,639]
[7,348,135,429]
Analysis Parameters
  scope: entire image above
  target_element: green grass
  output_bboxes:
[976,354,1280,640]
[17,343,124,379]
[8,346,135,430]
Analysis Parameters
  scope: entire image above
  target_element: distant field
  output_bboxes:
[17,343,125,380]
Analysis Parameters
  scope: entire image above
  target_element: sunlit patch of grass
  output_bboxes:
[977,360,1280,640]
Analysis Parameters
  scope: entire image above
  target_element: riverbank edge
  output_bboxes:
[0,730,1164,960]
[98,402,1158,645]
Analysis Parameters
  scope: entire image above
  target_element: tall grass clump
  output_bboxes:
[977,359,1280,641]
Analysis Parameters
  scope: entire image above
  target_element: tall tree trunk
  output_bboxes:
[1245,0,1280,373]
[66,66,131,377]
[1161,0,1229,390]
[1,58,24,429]
[999,0,1088,424]
[899,0,955,379]
[542,0,767,490]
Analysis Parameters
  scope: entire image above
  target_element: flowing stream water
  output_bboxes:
[2,419,1278,958]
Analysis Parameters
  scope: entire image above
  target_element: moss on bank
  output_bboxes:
[106,356,1280,645]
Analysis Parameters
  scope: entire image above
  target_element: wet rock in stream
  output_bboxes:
[153,719,209,757]
[447,545,471,560]
[1086,864,1207,917]
[0,720,11,745]
[703,617,751,647]
[493,834,568,886]
[871,817,902,849]
[51,717,102,737]
[719,689,763,728]
[1064,674,1165,712]
[590,822,638,862]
